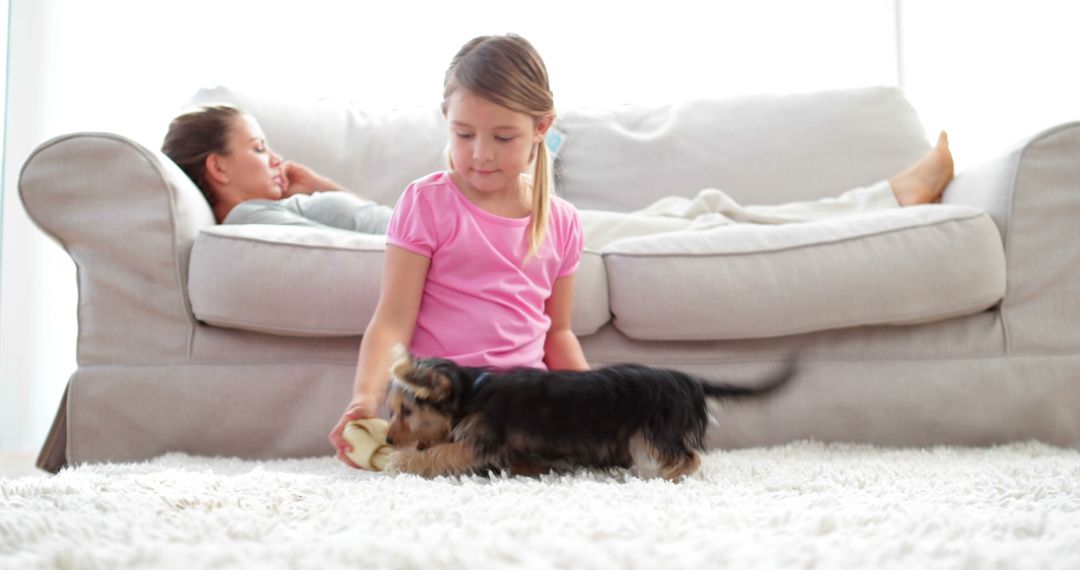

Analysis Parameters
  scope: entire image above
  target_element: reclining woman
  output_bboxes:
[162,104,394,233]
[161,104,955,250]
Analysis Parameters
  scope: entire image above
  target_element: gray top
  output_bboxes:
[223,191,393,234]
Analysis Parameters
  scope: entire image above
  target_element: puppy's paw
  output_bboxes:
[384,449,423,476]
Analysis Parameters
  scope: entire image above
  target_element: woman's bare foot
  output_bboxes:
[889,132,955,206]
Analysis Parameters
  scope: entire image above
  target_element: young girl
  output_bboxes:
[328,34,587,468]
[327,34,957,468]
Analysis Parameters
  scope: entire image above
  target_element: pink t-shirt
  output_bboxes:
[386,172,584,370]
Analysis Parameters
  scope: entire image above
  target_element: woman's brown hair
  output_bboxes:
[443,34,555,261]
[161,104,243,204]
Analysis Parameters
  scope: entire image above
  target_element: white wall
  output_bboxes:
[6,0,1077,452]
[901,0,1080,170]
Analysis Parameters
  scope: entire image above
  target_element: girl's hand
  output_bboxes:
[328,395,380,468]
[282,161,339,196]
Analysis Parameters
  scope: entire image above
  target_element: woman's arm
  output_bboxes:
[543,274,590,371]
[283,161,346,195]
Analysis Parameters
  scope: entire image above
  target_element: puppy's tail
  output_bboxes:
[700,359,796,401]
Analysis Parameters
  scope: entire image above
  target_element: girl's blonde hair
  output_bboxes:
[443,34,555,260]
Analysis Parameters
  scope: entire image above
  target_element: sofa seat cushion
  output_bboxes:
[187,224,610,338]
[603,205,1006,340]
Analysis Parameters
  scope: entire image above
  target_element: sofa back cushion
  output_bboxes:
[186,86,930,211]
[187,87,447,210]
[556,87,930,211]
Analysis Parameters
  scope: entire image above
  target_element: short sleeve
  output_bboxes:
[386,183,438,257]
[558,206,584,277]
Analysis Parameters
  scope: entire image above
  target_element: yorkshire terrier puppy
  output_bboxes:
[383,345,794,480]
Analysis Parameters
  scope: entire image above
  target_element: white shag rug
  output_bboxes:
[3,441,1080,569]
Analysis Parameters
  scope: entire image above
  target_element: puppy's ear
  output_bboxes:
[389,343,413,381]
[388,345,452,403]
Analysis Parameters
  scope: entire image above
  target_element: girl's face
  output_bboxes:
[444,89,550,197]
[216,114,288,200]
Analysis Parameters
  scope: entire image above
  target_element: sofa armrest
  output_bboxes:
[18,133,216,365]
[944,122,1080,353]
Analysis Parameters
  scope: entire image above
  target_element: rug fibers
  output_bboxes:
[2,441,1079,569]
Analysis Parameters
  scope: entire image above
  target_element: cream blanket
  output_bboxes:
[580,180,897,250]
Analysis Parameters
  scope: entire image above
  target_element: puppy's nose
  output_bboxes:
[385,435,394,445]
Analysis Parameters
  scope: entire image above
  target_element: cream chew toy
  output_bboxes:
[342,419,392,471]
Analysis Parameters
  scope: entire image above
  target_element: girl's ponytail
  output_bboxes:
[528,139,552,260]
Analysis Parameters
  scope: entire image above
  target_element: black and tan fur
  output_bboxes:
[384,345,794,480]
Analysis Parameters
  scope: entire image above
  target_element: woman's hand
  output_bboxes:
[328,394,381,468]
[282,161,342,196]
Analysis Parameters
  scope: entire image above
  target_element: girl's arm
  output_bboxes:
[543,274,590,371]
[329,245,430,465]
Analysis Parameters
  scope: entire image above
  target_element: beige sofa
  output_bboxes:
[21,86,1080,472]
